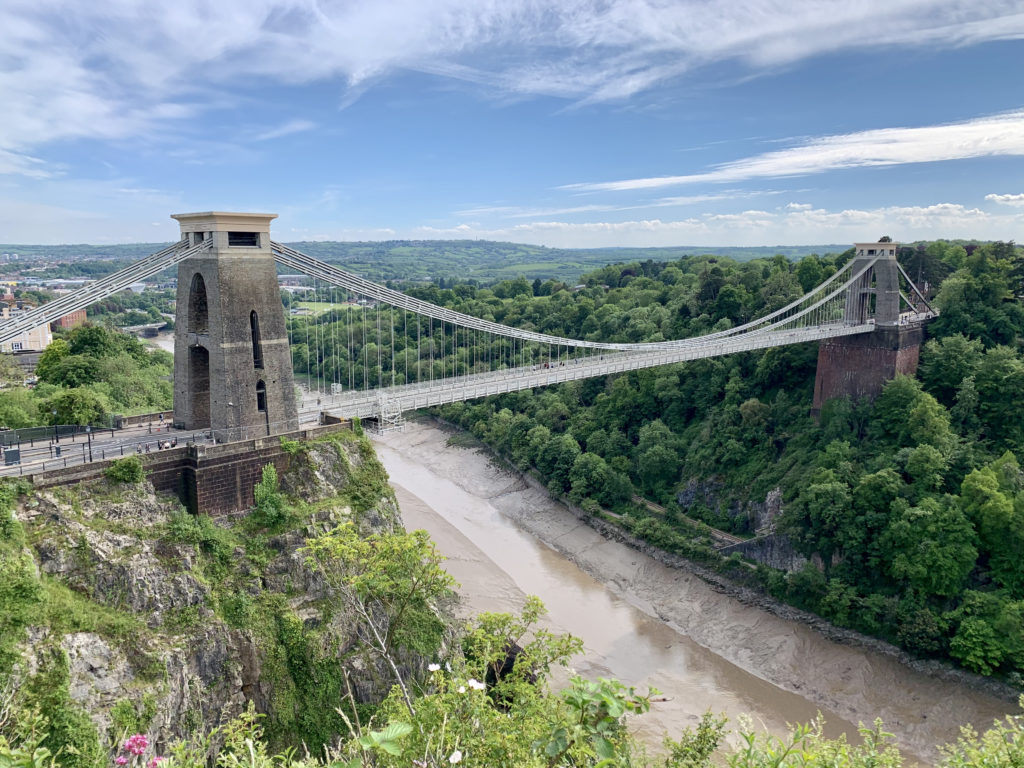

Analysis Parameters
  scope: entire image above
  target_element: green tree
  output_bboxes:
[34,339,70,384]
[44,388,107,426]
[881,496,977,598]
[537,433,581,492]
[974,346,1024,449]
[918,334,983,406]
[304,524,456,715]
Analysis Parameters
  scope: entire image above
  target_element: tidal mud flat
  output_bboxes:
[373,419,1015,765]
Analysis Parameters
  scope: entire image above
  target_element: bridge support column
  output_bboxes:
[811,240,922,417]
[171,212,298,441]
[811,324,925,417]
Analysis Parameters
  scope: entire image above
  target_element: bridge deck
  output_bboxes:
[322,322,875,420]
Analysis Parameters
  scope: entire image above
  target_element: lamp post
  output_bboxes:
[85,425,92,462]
[52,409,59,443]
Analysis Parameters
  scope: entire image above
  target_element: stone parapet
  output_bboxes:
[30,423,350,515]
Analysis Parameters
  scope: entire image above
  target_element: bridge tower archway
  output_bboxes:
[171,212,298,441]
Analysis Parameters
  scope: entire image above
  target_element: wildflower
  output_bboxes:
[449,749,463,764]
[457,685,466,693]
[467,678,485,691]
[428,663,441,672]
[148,758,165,768]
[123,734,148,756]
[115,758,128,766]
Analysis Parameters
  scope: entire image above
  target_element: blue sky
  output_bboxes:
[3,1,1024,247]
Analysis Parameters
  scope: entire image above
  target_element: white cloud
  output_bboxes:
[564,110,1024,191]
[407,202,1021,248]
[2,1,1023,164]
[0,148,57,179]
[252,119,317,142]
[986,192,1024,207]
[456,192,765,219]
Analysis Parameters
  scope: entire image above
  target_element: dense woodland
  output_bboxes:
[280,240,1024,680]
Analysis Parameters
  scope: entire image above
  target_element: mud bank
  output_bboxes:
[373,419,1016,765]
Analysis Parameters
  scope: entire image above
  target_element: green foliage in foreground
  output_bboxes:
[3,648,1022,767]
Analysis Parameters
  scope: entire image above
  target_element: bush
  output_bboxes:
[250,464,289,529]
[105,456,144,484]
[165,510,235,577]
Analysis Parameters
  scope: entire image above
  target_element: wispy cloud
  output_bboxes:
[2,1,1023,165]
[456,192,763,219]
[252,119,316,142]
[986,192,1024,207]
[410,202,1021,248]
[563,110,1024,191]
[0,148,57,179]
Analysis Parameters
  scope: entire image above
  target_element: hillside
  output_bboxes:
[0,240,847,283]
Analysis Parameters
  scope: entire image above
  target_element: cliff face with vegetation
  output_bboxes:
[0,430,415,763]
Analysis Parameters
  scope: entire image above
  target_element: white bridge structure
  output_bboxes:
[0,218,935,436]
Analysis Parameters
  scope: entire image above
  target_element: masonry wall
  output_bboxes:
[31,423,350,516]
[811,324,925,415]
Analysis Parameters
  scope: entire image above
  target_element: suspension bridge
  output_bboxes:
[0,213,935,444]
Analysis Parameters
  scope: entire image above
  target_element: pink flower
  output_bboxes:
[123,734,149,756]
[148,757,165,768]
[115,758,129,765]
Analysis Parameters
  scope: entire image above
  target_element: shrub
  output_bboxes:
[105,456,144,484]
[250,464,289,529]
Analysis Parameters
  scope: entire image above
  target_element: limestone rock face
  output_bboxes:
[677,478,784,534]
[12,432,407,754]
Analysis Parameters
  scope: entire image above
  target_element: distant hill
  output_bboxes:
[0,239,851,284]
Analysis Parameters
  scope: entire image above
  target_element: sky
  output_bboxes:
[2,0,1024,248]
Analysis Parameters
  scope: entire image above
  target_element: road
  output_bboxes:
[0,405,323,478]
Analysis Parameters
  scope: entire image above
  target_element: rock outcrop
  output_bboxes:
[8,430,410,755]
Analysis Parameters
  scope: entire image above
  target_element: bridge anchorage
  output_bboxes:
[0,215,936,445]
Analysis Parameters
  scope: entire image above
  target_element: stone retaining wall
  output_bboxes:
[30,422,350,515]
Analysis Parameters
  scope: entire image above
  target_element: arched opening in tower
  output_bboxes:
[189,345,211,428]
[189,274,209,333]
[250,310,264,369]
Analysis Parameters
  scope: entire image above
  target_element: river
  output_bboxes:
[372,420,1014,765]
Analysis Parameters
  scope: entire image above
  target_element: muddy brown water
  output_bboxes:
[373,421,1014,765]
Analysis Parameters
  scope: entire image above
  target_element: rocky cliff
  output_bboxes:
[0,429,416,760]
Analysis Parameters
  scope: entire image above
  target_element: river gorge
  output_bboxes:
[373,419,1014,765]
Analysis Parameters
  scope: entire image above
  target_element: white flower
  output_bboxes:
[428,663,441,672]
[467,678,486,691]
[449,750,462,764]
[457,685,466,693]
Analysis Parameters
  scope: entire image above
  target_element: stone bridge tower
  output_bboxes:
[811,241,925,416]
[171,212,298,441]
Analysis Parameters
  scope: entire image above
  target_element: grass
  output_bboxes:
[293,301,357,314]
[41,576,145,640]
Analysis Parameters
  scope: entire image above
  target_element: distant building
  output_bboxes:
[0,303,52,353]
[52,309,87,330]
